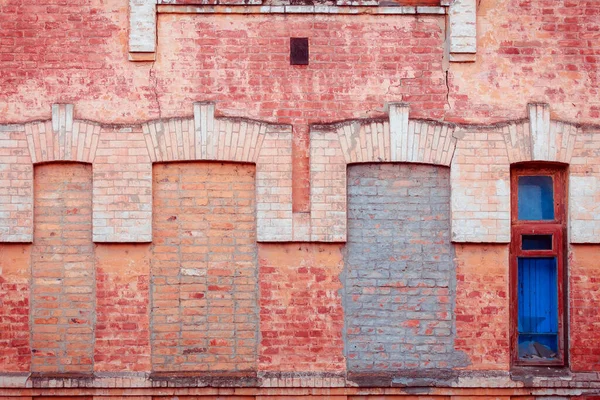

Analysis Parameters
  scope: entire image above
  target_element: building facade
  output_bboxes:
[1,0,600,398]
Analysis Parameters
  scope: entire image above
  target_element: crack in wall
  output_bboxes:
[149,61,163,120]
[445,70,451,110]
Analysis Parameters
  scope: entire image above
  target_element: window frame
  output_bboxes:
[509,164,567,367]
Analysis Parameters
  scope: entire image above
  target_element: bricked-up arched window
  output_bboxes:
[510,164,567,367]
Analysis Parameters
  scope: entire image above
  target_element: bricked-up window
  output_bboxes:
[510,164,567,367]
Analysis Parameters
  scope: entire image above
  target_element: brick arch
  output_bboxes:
[141,102,293,243]
[449,103,587,244]
[0,102,292,244]
[24,105,100,164]
[501,104,578,164]
[309,103,457,242]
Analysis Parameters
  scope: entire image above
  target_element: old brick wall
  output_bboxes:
[258,243,345,373]
[95,244,151,372]
[151,162,258,372]
[3,0,599,126]
[570,245,600,372]
[345,163,467,371]
[1,0,600,396]
[0,8,447,124]
[0,244,30,372]
[31,163,95,374]
[449,0,600,123]
[454,244,510,370]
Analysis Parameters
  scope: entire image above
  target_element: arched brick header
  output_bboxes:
[450,103,586,243]
[309,103,457,242]
[141,102,293,243]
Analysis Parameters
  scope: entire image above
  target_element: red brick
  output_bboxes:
[151,162,258,372]
[258,243,345,372]
[94,244,151,372]
[31,163,94,373]
[0,244,31,372]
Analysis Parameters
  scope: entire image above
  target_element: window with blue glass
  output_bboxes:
[511,165,566,366]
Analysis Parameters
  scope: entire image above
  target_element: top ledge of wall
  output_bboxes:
[156,4,445,14]
[129,0,476,62]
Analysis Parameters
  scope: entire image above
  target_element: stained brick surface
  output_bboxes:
[450,0,600,123]
[31,163,94,373]
[258,243,345,372]
[151,162,258,372]
[570,245,600,372]
[345,164,467,370]
[95,244,151,372]
[0,244,31,372]
[1,0,600,393]
[454,244,509,370]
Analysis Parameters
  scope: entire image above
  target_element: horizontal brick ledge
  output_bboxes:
[157,4,446,14]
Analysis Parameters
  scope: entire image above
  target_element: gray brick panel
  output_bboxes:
[344,163,469,371]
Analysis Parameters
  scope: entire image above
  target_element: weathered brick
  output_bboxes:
[31,163,94,374]
[570,245,600,372]
[0,244,31,372]
[454,244,510,370]
[258,243,345,372]
[345,163,468,371]
[95,244,151,372]
[151,162,258,372]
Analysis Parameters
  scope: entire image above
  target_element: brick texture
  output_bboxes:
[0,126,33,242]
[454,244,510,370]
[143,109,293,242]
[151,162,258,372]
[450,104,578,243]
[93,126,152,243]
[450,129,510,243]
[345,163,467,371]
[570,245,600,372]
[31,163,95,373]
[0,244,31,372]
[570,128,600,243]
[309,114,456,243]
[95,244,151,372]
[449,0,600,123]
[258,243,345,372]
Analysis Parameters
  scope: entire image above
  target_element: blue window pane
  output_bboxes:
[517,257,558,359]
[518,176,554,220]
[522,235,553,250]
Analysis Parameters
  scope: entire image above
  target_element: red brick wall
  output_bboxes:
[258,243,345,372]
[0,244,31,372]
[31,163,94,373]
[570,244,600,372]
[454,244,510,370]
[0,7,446,124]
[95,244,151,372]
[151,162,258,372]
[449,0,600,123]
[3,0,599,126]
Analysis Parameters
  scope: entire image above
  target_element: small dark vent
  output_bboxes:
[290,37,309,65]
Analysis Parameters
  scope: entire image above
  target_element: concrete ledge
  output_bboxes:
[1,371,599,391]
[157,4,445,14]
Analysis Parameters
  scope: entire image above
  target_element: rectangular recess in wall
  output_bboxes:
[290,37,309,65]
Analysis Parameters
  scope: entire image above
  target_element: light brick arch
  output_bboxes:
[140,102,294,243]
[0,103,292,244]
[24,105,101,165]
[449,103,587,244]
[309,103,458,242]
